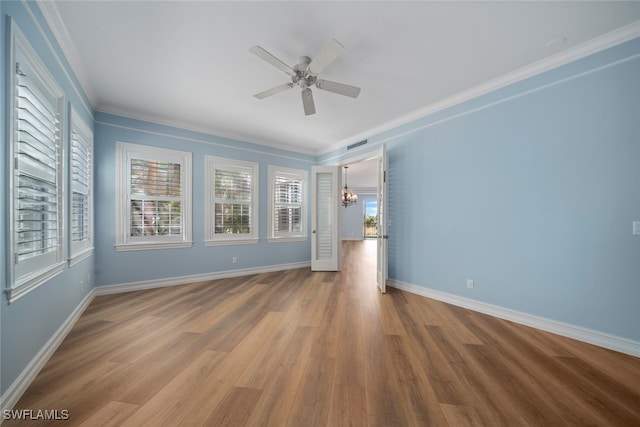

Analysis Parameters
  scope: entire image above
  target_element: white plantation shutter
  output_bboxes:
[214,167,252,234]
[205,157,259,245]
[268,166,308,241]
[130,159,182,237]
[8,22,65,300]
[15,68,61,262]
[274,175,302,233]
[115,142,192,251]
[70,119,92,251]
[315,172,334,259]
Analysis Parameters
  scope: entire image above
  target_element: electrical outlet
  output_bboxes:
[232,256,238,264]
[466,279,474,289]
[633,221,640,235]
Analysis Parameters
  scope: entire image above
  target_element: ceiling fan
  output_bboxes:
[250,39,361,116]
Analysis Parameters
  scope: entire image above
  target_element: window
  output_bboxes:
[115,142,192,251]
[268,165,308,242]
[69,109,94,264]
[364,199,378,238]
[205,156,259,245]
[7,21,65,301]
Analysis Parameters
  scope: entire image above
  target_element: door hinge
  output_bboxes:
[16,62,26,76]
[383,171,386,183]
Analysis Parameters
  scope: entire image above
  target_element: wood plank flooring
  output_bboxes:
[6,240,640,426]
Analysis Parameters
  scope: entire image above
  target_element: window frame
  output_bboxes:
[68,108,94,265]
[115,142,193,251]
[204,156,259,246]
[267,165,308,243]
[6,20,66,302]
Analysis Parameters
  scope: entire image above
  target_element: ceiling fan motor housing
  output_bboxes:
[293,57,316,88]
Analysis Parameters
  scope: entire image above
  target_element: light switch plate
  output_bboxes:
[633,222,640,235]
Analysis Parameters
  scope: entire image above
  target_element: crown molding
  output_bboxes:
[321,19,640,156]
[94,104,318,157]
[37,1,97,106]
[33,1,640,158]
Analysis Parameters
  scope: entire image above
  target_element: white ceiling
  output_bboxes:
[44,1,640,155]
[343,157,379,189]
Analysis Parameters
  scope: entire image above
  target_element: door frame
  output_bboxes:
[337,146,387,292]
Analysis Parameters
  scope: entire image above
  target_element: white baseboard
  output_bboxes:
[0,261,311,417]
[95,261,311,296]
[388,279,640,358]
[0,290,96,416]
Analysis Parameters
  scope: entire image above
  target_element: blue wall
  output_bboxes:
[342,191,376,239]
[323,37,640,342]
[1,1,95,397]
[2,0,639,409]
[93,113,314,286]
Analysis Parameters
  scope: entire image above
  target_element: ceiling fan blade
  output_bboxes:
[301,88,316,115]
[315,79,361,98]
[307,39,344,75]
[254,83,294,100]
[249,45,295,76]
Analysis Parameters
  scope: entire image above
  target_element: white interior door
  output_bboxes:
[377,146,388,293]
[311,166,341,271]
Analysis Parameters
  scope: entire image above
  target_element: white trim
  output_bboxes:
[268,236,308,243]
[36,0,97,105]
[267,165,309,241]
[69,107,94,261]
[115,142,193,249]
[204,238,259,247]
[24,0,93,118]
[321,19,640,156]
[96,119,315,164]
[0,260,310,415]
[321,51,640,165]
[0,290,95,414]
[7,19,66,303]
[95,106,318,156]
[205,156,259,244]
[0,260,310,414]
[6,263,65,304]
[388,279,640,358]
[114,241,193,252]
[68,247,94,267]
[94,261,311,296]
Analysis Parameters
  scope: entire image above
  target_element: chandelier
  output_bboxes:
[341,166,358,207]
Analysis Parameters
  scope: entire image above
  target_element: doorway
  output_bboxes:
[337,145,387,293]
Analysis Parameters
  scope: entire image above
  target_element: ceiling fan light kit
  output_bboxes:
[250,39,361,115]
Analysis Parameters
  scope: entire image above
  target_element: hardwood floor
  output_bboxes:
[6,240,640,426]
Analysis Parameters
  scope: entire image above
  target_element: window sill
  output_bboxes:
[6,262,65,304]
[68,247,94,267]
[115,241,193,252]
[204,238,259,247]
[267,236,308,243]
